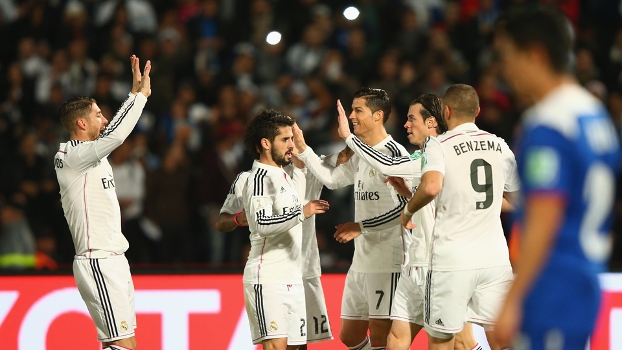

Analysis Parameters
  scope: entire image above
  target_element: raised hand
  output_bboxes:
[292,123,308,153]
[130,55,152,97]
[336,99,351,139]
[303,199,330,218]
[333,222,362,243]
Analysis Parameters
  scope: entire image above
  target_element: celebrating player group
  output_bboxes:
[53,6,619,350]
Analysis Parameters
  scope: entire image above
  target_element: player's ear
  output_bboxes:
[261,137,271,150]
[444,105,451,120]
[374,110,383,122]
[475,107,481,118]
[76,118,87,131]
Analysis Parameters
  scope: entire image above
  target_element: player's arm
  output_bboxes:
[216,172,249,232]
[401,137,444,228]
[66,57,151,171]
[344,134,421,178]
[501,191,518,212]
[293,124,354,189]
[495,128,569,345]
[216,212,247,232]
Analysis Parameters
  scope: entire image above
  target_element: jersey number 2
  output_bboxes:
[470,159,493,209]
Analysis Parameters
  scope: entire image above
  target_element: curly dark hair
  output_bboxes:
[244,109,295,159]
[353,87,391,123]
[411,94,447,134]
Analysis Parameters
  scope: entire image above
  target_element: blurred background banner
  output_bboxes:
[0,273,620,350]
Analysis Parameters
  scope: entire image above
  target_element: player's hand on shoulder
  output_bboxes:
[303,199,329,218]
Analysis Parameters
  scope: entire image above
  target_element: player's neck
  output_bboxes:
[69,132,90,142]
[258,154,280,168]
[358,127,388,147]
[531,72,573,101]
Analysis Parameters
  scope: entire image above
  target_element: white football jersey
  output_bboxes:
[219,171,251,215]
[423,123,520,271]
[344,134,433,267]
[223,155,337,279]
[242,160,307,284]
[54,93,148,258]
[298,136,412,273]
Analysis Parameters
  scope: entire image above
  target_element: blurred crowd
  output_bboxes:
[0,0,621,271]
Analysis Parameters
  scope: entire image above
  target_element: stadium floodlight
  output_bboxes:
[343,6,360,21]
[266,31,282,45]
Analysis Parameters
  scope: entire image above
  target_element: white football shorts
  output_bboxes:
[390,265,426,325]
[424,265,513,338]
[73,254,136,342]
[303,276,333,343]
[244,282,307,345]
[341,270,401,320]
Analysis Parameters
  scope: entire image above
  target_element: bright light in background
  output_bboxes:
[343,6,360,21]
[266,31,281,45]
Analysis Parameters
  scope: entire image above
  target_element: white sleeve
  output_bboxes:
[321,152,339,167]
[290,166,307,201]
[501,141,521,192]
[245,176,305,237]
[359,184,409,233]
[421,136,445,175]
[65,93,148,172]
[220,172,248,214]
[345,135,420,178]
[297,146,355,189]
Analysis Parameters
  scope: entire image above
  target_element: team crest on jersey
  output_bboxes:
[254,198,268,210]
[120,321,128,332]
[269,321,278,331]
[369,169,376,177]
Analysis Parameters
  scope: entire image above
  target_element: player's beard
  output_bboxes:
[271,146,292,167]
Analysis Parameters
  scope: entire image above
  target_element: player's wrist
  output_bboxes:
[233,211,243,226]
[403,206,414,216]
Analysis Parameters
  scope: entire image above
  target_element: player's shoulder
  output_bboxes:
[384,136,410,156]
[524,84,606,138]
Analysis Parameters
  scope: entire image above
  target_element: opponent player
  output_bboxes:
[494,8,621,349]
[54,55,150,350]
[400,84,520,350]
[241,109,330,350]
[336,94,485,350]
[295,88,411,350]
[217,147,353,347]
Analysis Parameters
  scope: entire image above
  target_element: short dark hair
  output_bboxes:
[244,109,294,159]
[354,87,391,123]
[59,96,97,133]
[442,84,479,118]
[410,94,447,134]
[495,7,571,73]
